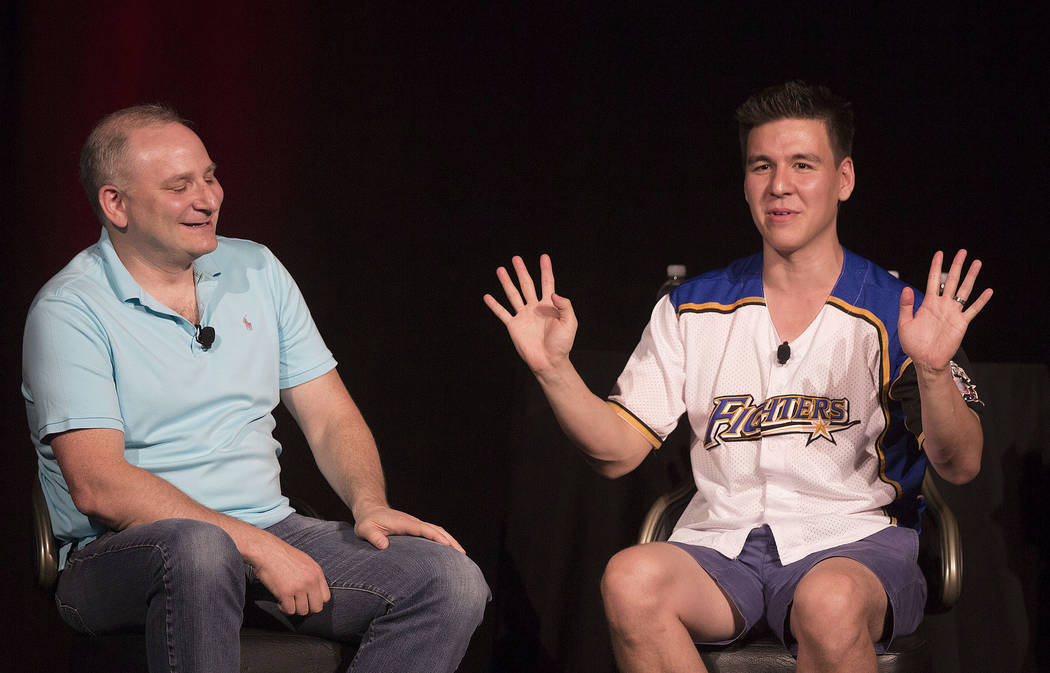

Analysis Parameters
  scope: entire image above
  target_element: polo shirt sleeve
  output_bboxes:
[22,293,125,444]
[607,295,687,448]
[262,248,337,389]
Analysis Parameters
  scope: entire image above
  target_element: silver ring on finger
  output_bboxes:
[952,296,966,306]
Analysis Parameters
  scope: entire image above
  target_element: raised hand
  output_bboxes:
[353,505,465,553]
[899,249,993,371]
[483,254,578,374]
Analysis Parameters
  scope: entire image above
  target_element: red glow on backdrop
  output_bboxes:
[14,1,311,277]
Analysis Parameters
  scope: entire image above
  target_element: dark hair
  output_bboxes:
[735,81,854,165]
[79,104,190,224]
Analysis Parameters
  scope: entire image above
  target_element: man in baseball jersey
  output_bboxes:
[484,81,991,672]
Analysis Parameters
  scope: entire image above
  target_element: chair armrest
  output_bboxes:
[32,478,60,591]
[638,483,696,545]
[921,471,963,610]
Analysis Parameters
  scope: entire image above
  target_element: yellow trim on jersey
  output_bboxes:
[606,400,662,449]
[825,297,903,499]
[888,357,914,401]
[676,297,765,318]
[880,507,900,526]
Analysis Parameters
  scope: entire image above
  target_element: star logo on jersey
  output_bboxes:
[703,393,860,450]
[807,419,836,444]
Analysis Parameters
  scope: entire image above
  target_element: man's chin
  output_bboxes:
[187,236,219,259]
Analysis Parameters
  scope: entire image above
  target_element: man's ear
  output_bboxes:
[98,185,128,230]
[837,157,855,202]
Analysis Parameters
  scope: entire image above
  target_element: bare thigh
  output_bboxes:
[604,542,744,643]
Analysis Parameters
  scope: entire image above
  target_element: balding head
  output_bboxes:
[80,104,191,224]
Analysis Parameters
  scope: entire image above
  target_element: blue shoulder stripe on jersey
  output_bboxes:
[667,253,764,310]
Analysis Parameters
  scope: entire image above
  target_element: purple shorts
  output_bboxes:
[669,525,926,654]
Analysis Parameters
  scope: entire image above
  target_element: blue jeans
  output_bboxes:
[54,514,490,673]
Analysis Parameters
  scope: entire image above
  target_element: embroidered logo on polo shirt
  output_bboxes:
[243,316,253,331]
[703,393,861,449]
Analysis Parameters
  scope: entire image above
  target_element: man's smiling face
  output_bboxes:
[743,117,854,257]
[108,122,224,271]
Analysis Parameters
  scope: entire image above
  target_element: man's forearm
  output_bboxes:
[534,358,653,478]
[915,363,983,484]
[67,456,286,566]
[306,404,391,518]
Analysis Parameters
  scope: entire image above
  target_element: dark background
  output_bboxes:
[2,2,1046,672]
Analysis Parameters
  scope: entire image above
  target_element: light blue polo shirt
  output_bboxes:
[23,228,337,566]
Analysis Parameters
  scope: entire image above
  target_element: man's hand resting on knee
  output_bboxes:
[353,504,466,554]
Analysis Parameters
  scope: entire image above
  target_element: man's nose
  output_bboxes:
[194,182,222,212]
[770,167,792,197]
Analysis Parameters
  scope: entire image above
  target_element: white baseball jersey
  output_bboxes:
[608,249,983,565]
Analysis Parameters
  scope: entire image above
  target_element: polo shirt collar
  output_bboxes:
[97,227,145,304]
[96,227,224,306]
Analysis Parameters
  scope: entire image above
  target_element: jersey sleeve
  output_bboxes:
[262,248,338,389]
[22,294,125,445]
[888,346,985,444]
[607,295,687,448]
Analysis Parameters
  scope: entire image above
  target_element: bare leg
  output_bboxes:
[791,557,888,673]
[600,542,743,673]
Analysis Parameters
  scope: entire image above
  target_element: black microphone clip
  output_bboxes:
[776,341,790,365]
[195,324,216,351]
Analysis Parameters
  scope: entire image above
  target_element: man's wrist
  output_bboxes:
[350,498,389,520]
[533,355,575,387]
[914,360,951,380]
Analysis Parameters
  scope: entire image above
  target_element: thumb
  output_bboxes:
[898,287,915,327]
[551,293,573,314]
[356,520,390,550]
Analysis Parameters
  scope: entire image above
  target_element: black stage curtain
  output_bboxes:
[4,4,1045,672]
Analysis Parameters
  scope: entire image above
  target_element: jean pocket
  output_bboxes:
[55,596,96,636]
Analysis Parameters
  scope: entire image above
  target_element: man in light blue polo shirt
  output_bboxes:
[22,105,488,673]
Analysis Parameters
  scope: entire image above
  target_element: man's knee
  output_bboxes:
[148,519,243,587]
[600,546,674,620]
[396,538,490,628]
[791,560,886,648]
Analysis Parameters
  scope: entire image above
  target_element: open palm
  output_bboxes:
[898,250,993,370]
[484,254,577,374]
